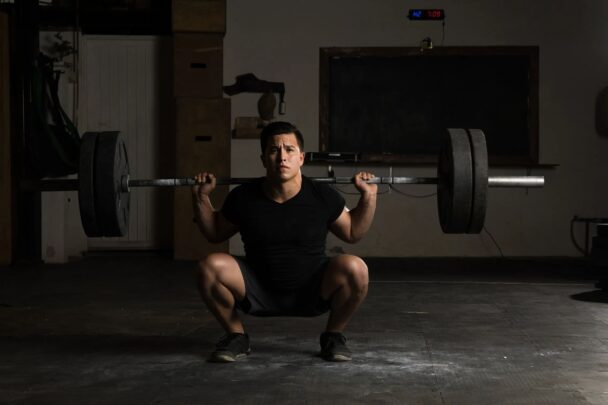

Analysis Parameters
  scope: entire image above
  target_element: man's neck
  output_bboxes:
[263,173,303,203]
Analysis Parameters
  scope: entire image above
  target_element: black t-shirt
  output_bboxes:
[221,176,345,291]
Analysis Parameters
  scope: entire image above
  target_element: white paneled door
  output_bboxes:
[80,36,163,250]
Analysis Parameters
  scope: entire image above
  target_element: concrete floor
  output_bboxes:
[1,255,607,404]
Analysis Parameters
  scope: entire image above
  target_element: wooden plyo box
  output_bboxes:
[173,33,223,98]
[232,116,264,139]
[172,0,226,33]
[174,98,231,260]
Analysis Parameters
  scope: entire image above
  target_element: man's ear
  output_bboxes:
[260,154,266,168]
[298,151,305,167]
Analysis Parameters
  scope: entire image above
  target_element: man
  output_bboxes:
[192,121,377,362]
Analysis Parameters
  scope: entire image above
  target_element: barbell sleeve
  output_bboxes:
[488,176,544,188]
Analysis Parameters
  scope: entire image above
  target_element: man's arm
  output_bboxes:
[329,172,377,244]
[192,172,238,243]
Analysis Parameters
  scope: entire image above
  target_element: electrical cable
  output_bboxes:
[389,185,436,198]
[483,226,505,258]
[570,218,587,256]
[332,185,391,195]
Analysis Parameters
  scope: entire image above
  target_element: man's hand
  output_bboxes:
[330,171,378,243]
[353,171,378,196]
[192,172,216,201]
[190,172,238,243]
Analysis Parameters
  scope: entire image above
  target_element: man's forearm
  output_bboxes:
[192,194,220,242]
[349,192,377,241]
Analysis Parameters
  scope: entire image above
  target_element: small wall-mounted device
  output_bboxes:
[407,9,445,21]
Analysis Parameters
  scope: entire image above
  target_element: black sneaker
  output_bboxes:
[208,333,251,363]
[320,332,352,362]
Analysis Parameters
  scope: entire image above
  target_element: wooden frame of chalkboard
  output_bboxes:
[319,46,539,165]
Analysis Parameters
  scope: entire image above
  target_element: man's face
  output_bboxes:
[261,133,304,182]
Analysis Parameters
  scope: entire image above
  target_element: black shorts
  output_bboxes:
[234,257,331,317]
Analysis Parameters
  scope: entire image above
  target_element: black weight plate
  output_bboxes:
[437,128,473,233]
[78,132,101,237]
[466,129,488,234]
[94,131,130,237]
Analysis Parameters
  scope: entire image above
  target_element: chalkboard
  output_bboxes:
[319,47,539,165]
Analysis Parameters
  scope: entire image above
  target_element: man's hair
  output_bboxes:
[259,121,304,153]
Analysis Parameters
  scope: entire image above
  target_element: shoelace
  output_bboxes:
[216,333,241,349]
[325,333,347,346]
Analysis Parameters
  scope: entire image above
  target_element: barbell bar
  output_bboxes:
[21,128,545,238]
[124,175,543,188]
[22,175,544,190]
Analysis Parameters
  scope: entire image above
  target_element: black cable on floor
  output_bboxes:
[483,226,505,258]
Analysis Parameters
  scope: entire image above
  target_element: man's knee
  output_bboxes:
[197,253,245,298]
[329,254,369,289]
[198,253,234,284]
[346,256,369,290]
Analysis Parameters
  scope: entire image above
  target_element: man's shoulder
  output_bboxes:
[224,178,264,210]
[302,176,343,201]
[229,177,264,195]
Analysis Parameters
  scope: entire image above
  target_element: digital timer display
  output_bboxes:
[408,9,445,21]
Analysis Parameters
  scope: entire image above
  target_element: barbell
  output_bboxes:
[21,128,544,238]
